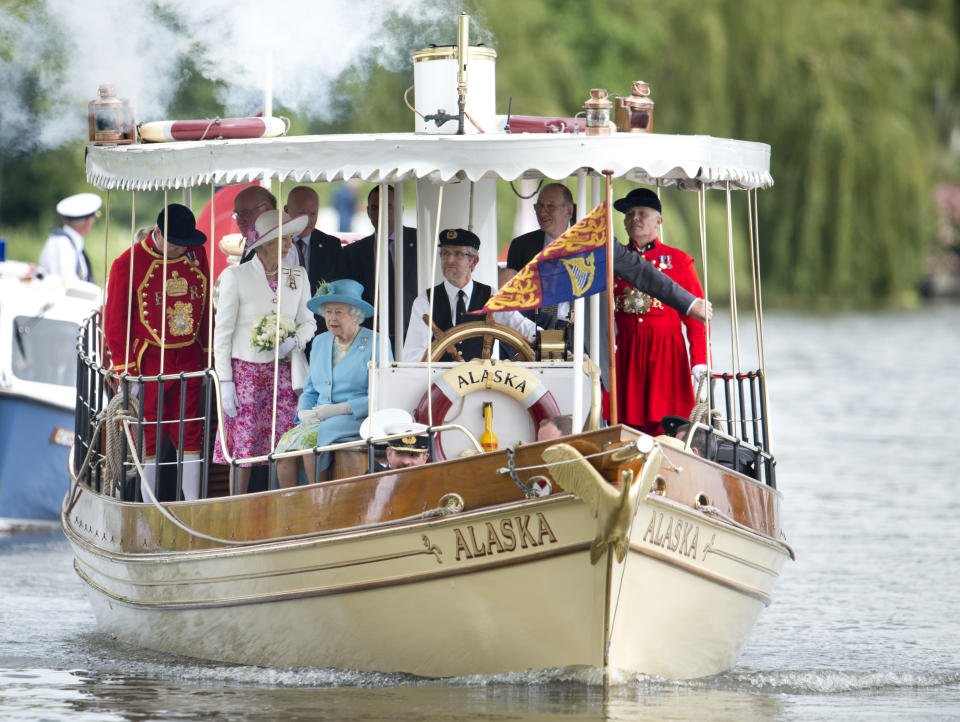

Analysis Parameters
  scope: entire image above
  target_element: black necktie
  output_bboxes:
[295,238,306,267]
[456,289,467,324]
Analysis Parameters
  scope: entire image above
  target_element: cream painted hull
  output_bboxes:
[64,483,788,679]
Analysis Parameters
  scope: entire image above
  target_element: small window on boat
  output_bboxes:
[11,316,78,387]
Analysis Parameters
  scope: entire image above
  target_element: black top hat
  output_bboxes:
[156,203,207,248]
[438,228,481,250]
[388,434,430,453]
[613,188,662,215]
[660,415,690,437]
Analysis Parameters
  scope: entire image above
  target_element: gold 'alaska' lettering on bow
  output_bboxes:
[642,510,700,559]
[453,513,558,561]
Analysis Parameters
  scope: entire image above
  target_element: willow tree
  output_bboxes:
[469,0,958,307]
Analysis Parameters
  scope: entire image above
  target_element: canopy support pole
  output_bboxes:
[589,173,602,367]
[603,170,617,425]
[572,170,587,431]
[393,182,405,361]
[425,184,445,426]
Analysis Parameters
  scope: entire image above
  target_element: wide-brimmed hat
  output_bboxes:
[613,187,661,215]
[247,211,309,251]
[56,192,102,219]
[156,203,207,247]
[438,228,480,250]
[306,278,374,318]
[385,422,430,453]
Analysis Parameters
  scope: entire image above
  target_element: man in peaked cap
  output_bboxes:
[401,228,538,362]
[383,423,431,469]
[38,192,102,282]
[103,203,210,501]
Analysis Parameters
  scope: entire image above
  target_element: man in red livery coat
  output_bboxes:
[612,188,708,436]
[103,204,210,500]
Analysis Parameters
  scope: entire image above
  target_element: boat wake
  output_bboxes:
[672,668,960,695]
[59,643,960,694]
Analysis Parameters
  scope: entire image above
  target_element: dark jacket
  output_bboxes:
[302,228,343,295]
[506,228,547,272]
[339,226,418,349]
[506,229,558,328]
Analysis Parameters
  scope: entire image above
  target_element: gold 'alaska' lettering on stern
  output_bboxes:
[453,513,558,561]
[642,510,700,559]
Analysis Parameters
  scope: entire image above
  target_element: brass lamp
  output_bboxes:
[615,80,655,133]
[583,89,613,136]
[88,84,136,144]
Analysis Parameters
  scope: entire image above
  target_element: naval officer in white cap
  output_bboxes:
[38,192,101,282]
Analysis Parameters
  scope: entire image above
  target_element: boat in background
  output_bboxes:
[0,260,101,529]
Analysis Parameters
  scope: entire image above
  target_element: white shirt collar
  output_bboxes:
[443,277,473,301]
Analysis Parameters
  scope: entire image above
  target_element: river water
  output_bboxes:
[2,306,958,721]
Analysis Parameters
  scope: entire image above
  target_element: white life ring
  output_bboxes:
[413,359,561,461]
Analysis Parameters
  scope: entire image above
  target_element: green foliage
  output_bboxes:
[2,0,956,308]
[468,0,958,307]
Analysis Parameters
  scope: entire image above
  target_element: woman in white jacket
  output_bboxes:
[213,211,317,493]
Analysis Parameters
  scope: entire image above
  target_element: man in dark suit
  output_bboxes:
[283,186,342,294]
[506,182,575,329]
[339,185,418,353]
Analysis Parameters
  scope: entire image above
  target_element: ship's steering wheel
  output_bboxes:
[421,318,537,362]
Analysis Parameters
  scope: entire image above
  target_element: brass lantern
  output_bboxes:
[88,84,136,145]
[583,88,613,136]
[615,80,655,133]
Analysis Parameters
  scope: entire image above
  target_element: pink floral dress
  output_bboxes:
[213,280,299,467]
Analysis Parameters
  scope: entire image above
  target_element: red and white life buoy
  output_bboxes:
[138,116,287,143]
[413,359,561,461]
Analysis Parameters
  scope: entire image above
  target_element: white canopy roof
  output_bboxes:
[86,131,773,191]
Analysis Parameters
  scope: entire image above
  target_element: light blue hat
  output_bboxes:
[306,278,374,318]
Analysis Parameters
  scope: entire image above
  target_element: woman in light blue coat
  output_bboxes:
[275,279,391,486]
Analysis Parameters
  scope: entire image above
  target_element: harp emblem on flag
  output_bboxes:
[561,254,596,297]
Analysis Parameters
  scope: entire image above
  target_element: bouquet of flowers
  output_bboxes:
[250,312,298,357]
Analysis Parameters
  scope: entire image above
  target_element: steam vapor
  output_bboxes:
[0,0,481,152]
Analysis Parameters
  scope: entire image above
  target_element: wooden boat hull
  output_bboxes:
[63,432,789,678]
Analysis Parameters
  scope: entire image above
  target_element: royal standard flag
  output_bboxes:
[475,202,608,314]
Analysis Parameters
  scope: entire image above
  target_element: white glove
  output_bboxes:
[123,380,140,398]
[313,402,352,423]
[691,365,707,384]
[298,407,320,425]
[220,380,239,418]
[277,336,297,358]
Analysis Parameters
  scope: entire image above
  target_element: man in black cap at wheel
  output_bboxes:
[401,228,538,362]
